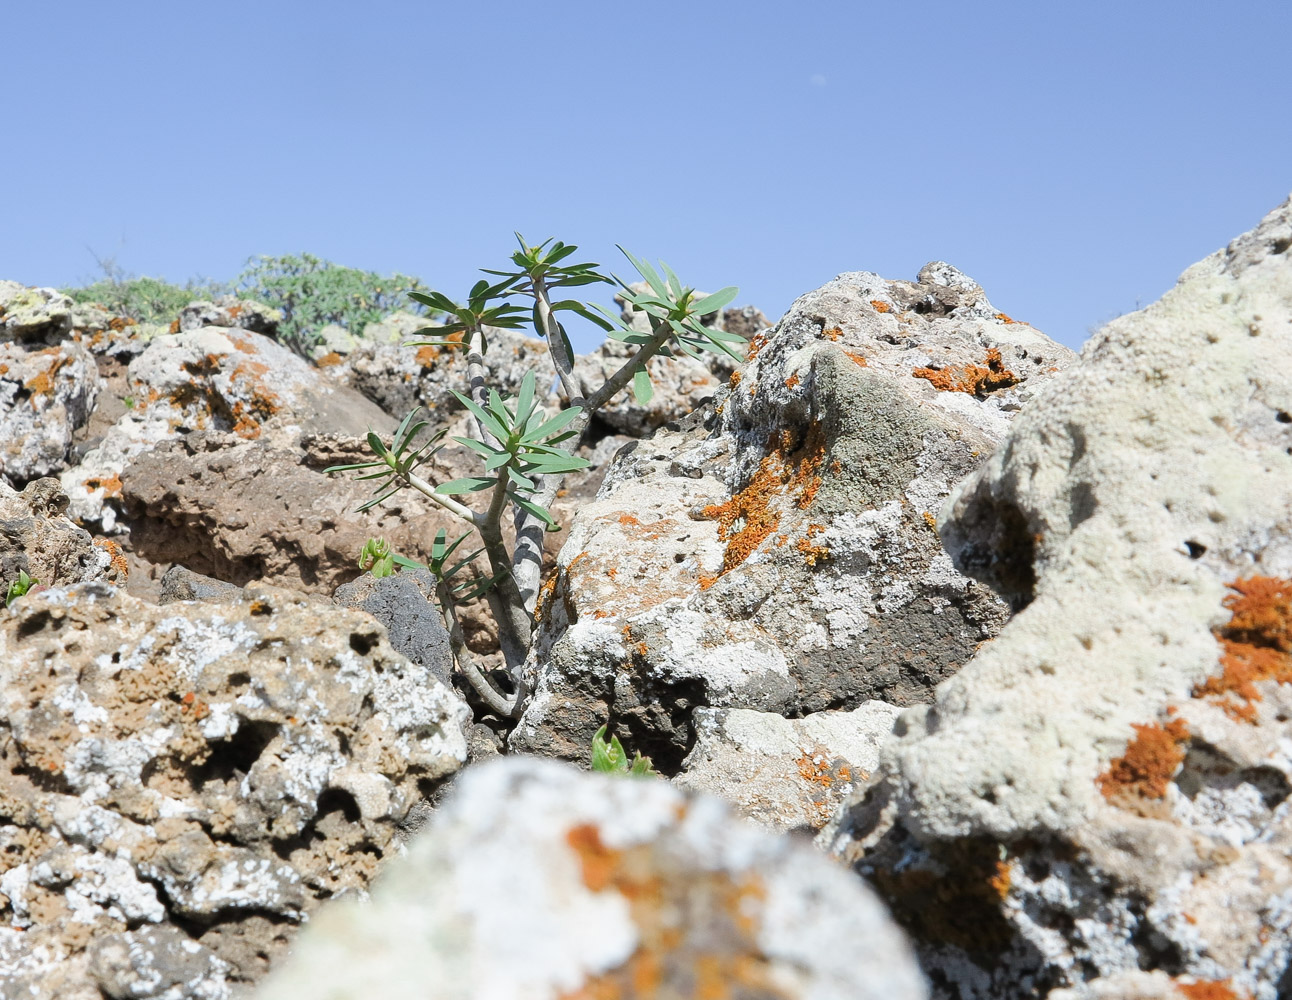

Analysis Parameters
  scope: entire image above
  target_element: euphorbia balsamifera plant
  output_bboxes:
[327,236,743,718]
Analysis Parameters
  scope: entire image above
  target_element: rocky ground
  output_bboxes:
[1,195,1288,999]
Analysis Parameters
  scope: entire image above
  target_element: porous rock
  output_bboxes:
[0,280,74,342]
[0,582,470,1000]
[120,431,471,596]
[0,477,125,589]
[821,196,1292,999]
[60,325,393,532]
[158,563,246,604]
[179,296,281,336]
[675,702,902,832]
[511,262,1074,767]
[255,758,927,1000]
[0,338,100,482]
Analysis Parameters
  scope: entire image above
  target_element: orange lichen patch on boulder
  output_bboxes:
[795,747,857,827]
[1098,718,1189,804]
[922,511,938,532]
[783,373,800,389]
[168,319,181,334]
[314,351,344,367]
[1194,576,1292,723]
[912,347,1020,396]
[701,423,827,582]
[618,514,641,527]
[1175,980,1248,1000]
[843,350,868,368]
[83,473,123,499]
[745,330,772,361]
[107,316,138,332]
[821,325,843,341]
[993,312,1022,325]
[93,537,129,581]
[870,300,891,314]
[728,370,742,388]
[560,823,788,1000]
[796,523,829,567]
[415,345,440,368]
[532,571,561,625]
[21,351,70,403]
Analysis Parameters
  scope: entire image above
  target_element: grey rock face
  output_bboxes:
[255,758,927,1000]
[178,296,281,336]
[822,197,1292,999]
[511,262,1075,767]
[0,477,125,590]
[675,702,902,832]
[0,338,100,483]
[0,582,469,1000]
[158,563,245,604]
[333,569,453,688]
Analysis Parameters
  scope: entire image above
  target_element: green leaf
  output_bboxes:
[517,452,590,474]
[590,725,627,773]
[435,477,497,495]
[660,260,684,300]
[454,436,504,460]
[632,368,654,405]
[506,490,556,527]
[322,460,384,474]
[617,246,669,301]
[514,370,537,425]
[484,449,511,472]
[523,405,583,442]
[450,390,510,443]
[690,286,739,316]
[506,466,537,492]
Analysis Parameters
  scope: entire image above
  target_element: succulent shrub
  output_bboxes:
[62,259,228,324]
[328,235,743,718]
[235,253,434,357]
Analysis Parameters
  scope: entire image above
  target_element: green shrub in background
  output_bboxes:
[235,253,434,356]
[61,257,228,324]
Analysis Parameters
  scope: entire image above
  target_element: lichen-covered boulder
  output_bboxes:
[0,478,125,590]
[255,758,927,1000]
[338,323,552,421]
[0,281,73,342]
[822,197,1292,1000]
[0,339,99,482]
[178,295,282,336]
[60,325,393,531]
[675,702,901,832]
[511,262,1074,767]
[0,582,470,1000]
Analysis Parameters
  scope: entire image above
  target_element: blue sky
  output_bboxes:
[6,1,1289,351]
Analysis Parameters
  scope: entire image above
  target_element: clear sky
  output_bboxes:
[6,1,1290,351]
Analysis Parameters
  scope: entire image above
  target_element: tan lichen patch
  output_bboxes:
[1098,718,1190,805]
[700,423,827,586]
[922,511,938,532]
[912,347,1020,396]
[796,523,829,567]
[315,351,344,367]
[560,823,790,1000]
[1194,576,1292,723]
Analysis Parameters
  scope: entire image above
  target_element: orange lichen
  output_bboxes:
[698,574,718,591]
[618,514,641,527]
[1175,980,1247,1000]
[870,300,891,313]
[922,511,938,532]
[1194,576,1292,723]
[728,370,742,388]
[783,373,800,389]
[168,319,181,334]
[822,325,843,341]
[701,423,826,581]
[560,823,787,1000]
[745,330,772,361]
[843,350,868,368]
[93,538,129,581]
[593,609,610,619]
[314,351,344,367]
[415,345,440,368]
[1098,718,1190,802]
[912,347,1020,396]
[994,312,1022,325]
[83,473,123,499]
[796,524,829,567]
[107,316,138,332]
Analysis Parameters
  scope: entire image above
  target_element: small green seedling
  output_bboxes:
[5,571,39,608]
[358,537,395,578]
[590,725,659,777]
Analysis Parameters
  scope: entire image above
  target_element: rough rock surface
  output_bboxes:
[158,564,246,604]
[178,296,281,336]
[60,325,393,532]
[0,582,469,1000]
[0,281,74,342]
[0,478,125,590]
[338,322,551,421]
[333,569,453,688]
[256,758,927,1000]
[822,197,1292,999]
[512,262,1075,767]
[675,702,901,832]
[0,338,100,483]
[120,431,470,595]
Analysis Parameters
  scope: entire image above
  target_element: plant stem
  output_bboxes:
[437,578,519,717]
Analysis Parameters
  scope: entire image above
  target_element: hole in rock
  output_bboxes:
[1277,410,1292,423]
[227,672,251,688]
[1272,237,1291,255]
[349,632,377,655]
[194,720,280,786]
[1184,540,1207,559]
[316,787,361,824]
